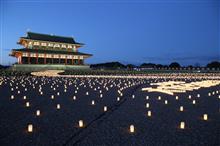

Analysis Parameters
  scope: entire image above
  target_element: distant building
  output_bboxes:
[10,32,92,70]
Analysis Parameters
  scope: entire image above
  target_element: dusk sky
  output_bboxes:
[0,0,219,66]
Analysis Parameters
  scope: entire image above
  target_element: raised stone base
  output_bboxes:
[11,64,90,71]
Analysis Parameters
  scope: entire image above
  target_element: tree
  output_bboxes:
[207,61,220,69]
[169,62,181,68]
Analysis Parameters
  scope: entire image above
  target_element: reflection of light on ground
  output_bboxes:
[142,80,220,95]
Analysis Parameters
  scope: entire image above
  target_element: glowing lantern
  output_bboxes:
[175,96,179,100]
[23,96,27,100]
[91,100,95,105]
[147,110,152,117]
[104,106,107,112]
[188,95,191,99]
[11,95,14,100]
[51,95,54,99]
[28,124,33,133]
[132,95,135,99]
[57,92,60,96]
[26,102,30,107]
[158,96,161,100]
[197,94,200,97]
[36,110,40,116]
[203,114,208,121]
[192,100,196,104]
[165,100,168,104]
[117,97,120,101]
[146,96,149,100]
[146,103,150,108]
[79,120,84,127]
[129,125,135,133]
[180,122,185,129]
[86,92,89,95]
[56,104,60,109]
[73,96,76,100]
[180,106,184,112]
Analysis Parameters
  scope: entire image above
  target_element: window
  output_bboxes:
[41,42,47,46]
[54,44,60,48]
[61,44,66,48]
[53,55,59,58]
[80,56,83,59]
[73,56,78,59]
[67,45,72,48]
[33,42,39,46]
[22,53,28,57]
[38,54,44,58]
[30,53,36,57]
[48,43,53,47]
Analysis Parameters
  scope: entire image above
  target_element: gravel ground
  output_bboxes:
[0,76,219,146]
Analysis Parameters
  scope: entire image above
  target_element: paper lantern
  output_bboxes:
[91,100,95,105]
[11,95,14,100]
[147,111,152,117]
[79,120,84,127]
[158,96,161,100]
[117,97,120,101]
[73,96,76,100]
[180,122,185,129]
[175,96,179,100]
[26,102,30,107]
[129,125,135,133]
[56,104,60,109]
[51,95,54,99]
[192,100,196,104]
[28,124,33,133]
[180,106,184,112]
[165,100,168,104]
[36,110,40,116]
[146,96,149,100]
[203,114,208,121]
[132,95,135,99]
[104,106,107,112]
[146,103,150,108]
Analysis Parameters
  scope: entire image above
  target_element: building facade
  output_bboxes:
[10,32,92,66]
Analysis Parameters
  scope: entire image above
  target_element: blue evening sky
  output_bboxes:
[0,0,219,66]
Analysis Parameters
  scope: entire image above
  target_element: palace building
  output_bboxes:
[10,32,92,70]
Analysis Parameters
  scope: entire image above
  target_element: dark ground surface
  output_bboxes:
[0,75,219,146]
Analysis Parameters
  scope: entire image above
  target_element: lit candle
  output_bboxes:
[79,120,84,127]
[146,96,149,100]
[73,96,76,100]
[117,97,120,101]
[129,125,135,133]
[28,124,33,133]
[158,96,161,100]
[180,122,185,129]
[132,95,135,99]
[203,114,208,121]
[51,95,54,99]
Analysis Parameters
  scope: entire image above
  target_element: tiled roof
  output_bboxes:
[21,32,83,45]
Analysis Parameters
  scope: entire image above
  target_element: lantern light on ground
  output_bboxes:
[180,122,185,129]
[79,120,84,127]
[28,124,33,133]
[203,114,208,121]
[129,125,135,133]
